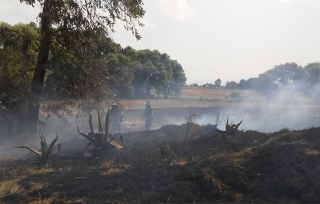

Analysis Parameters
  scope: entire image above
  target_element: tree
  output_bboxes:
[246,78,259,90]
[303,62,320,103]
[259,62,307,87]
[149,70,167,98]
[132,61,157,98]
[0,22,39,113]
[19,0,145,129]
[106,53,135,98]
[189,83,199,87]
[305,62,320,86]
[0,22,41,139]
[118,48,186,99]
[256,62,308,100]
[160,59,186,99]
[225,81,238,89]
[214,79,221,88]
[238,79,247,90]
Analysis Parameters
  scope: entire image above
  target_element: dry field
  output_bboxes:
[1,87,320,203]
[121,87,268,109]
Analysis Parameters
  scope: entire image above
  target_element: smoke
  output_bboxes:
[2,83,320,160]
[161,104,320,133]
[189,80,320,132]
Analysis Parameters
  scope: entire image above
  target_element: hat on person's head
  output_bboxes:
[145,101,150,105]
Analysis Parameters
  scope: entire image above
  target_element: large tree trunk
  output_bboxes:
[28,0,52,131]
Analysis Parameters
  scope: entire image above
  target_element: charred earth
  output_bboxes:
[1,124,320,203]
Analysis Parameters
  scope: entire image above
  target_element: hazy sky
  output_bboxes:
[1,0,320,84]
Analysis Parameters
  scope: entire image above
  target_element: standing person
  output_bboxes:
[110,103,124,133]
[143,101,153,130]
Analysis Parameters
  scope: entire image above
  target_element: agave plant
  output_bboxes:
[15,132,61,164]
[217,117,243,136]
[77,108,123,153]
[226,117,243,134]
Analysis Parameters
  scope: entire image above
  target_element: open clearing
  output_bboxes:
[1,87,320,203]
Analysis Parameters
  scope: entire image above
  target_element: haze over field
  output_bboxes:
[1,0,320,84]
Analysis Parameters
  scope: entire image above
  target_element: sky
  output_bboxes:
[1,0,320,85]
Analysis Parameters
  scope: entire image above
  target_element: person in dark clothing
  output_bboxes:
[110,103,124,133]
[143,101,153,130]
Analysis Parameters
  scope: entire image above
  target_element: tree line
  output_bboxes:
[0,22,186,114]
[1,0,147,140]
[224,62,320,103]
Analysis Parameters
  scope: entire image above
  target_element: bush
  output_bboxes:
[230,92,245,103]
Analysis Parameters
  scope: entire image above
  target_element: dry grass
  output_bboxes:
[0,179,21,198]
[119,87,320,116]
[116,87,267,110]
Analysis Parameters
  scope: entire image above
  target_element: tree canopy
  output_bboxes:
[107,47,186,99]
[0,22,187,118]
[16,0,145,125]
[221,62,320,103]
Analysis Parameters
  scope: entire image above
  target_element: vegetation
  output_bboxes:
[216,117,243,136]
[77,108,123,156]
[19,0,145,127]
[0,21,186,141]
[108,47,186,99]
[223,62,320,104]
[15,132,61,164]
[229,92,245,103]
[182,111,199,160]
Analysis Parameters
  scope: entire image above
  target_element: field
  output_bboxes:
[1,87,320,203]
[121,87,267,109]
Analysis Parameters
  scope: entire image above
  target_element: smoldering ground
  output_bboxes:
[2,92,320,160]
[150,105,320,133]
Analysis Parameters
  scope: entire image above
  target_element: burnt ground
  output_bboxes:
[1,123,320,203]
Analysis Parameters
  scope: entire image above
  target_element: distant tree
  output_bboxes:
[238,79,247,90]
[167,60,186,98]
[105,53,135,98]
[132,61,157,98]
[225,81,238,89]
[162,81,174,99]
[246,78,259,90]
[149,70,167,98]
[124,49,186,99]
[230,92,245,103]
[190,83,199,87]
[305,62,320,86]
[255,62,308,100]
[303,62,320,103]
[259,62,307,87]
[214,79,221,88]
